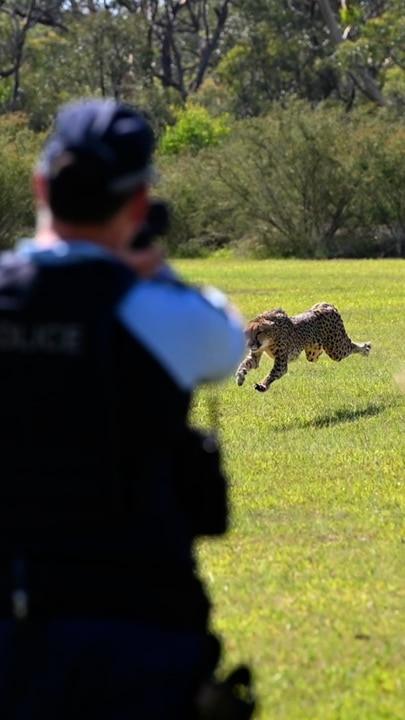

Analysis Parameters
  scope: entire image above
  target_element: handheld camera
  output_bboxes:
[131,199,170,249]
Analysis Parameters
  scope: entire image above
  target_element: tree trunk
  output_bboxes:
[316,0,388,107]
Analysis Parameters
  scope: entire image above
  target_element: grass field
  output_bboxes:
[174,257,405,720]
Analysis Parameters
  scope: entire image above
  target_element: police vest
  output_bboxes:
[0,251,135,537]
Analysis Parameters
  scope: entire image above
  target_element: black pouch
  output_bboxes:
[174,427,228,537]
[194,665,256,720]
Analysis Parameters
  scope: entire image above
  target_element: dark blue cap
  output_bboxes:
[39,98,155,195]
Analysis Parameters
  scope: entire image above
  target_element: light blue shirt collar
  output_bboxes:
[16,238,116,264]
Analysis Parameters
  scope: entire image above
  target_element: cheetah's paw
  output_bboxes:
[254,382,268,393]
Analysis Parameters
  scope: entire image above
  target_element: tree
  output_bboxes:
[0,0,403,126]
[0,1,67,111]
[111,0,234,100]
[316,0,388,106]
[21,9,156,129]
[216,0,342,116]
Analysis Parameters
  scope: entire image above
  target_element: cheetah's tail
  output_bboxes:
[361,342,372,356]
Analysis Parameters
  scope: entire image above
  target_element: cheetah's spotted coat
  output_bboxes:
[236,302,371,393]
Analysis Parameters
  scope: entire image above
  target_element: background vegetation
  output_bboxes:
[0,1,404,257]
[180,257,405,720]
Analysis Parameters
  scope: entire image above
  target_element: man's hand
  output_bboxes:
[119,243,167,279]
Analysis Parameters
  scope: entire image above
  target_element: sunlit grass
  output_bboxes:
[175,258,405,720]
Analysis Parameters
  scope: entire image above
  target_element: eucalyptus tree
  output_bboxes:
[216,0,342,116]
[332,0,405,106]
[102,0,235,100]
[1,0,403,126]
[21,8,159,130]
[0,0,67,111]
[316,0,387,105]
[0,0,236,121]
[216,0,403,115]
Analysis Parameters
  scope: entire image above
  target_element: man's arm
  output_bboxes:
[118,278,245,391]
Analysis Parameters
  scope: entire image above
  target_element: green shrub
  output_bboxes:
[211,102,366,258]
[158,101,405,259]
[158,150,238,257]
[159,104,231,156]
[0,114,43,249]
[343,116,405,257]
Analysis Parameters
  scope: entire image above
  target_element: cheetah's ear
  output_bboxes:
[258,321,273,332]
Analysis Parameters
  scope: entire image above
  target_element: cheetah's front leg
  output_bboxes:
[235,351,263,386]
[254,354,288,393]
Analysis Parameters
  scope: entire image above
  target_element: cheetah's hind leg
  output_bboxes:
[324,338,371,361]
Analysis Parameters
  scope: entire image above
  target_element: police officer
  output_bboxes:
[0,98,252,719]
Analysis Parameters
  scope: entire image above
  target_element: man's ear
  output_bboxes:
[129,185,149,225]
[33,173,49,204]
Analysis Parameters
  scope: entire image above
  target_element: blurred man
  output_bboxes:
[0,98,253,719]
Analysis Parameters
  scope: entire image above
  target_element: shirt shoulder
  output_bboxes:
[118,277,245,391]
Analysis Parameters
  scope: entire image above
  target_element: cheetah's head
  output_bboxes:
[244,320,275,353]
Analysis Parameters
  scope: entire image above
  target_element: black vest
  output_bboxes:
[0,252,135,537]
[0,251,226,627]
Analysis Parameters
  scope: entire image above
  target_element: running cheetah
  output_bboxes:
[235,302,371,393]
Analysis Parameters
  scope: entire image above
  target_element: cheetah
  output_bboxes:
[235,302,371,393]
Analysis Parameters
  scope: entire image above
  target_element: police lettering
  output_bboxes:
[0,320,83,355]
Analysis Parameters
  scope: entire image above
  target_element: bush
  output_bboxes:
[159,104,231,156]
[158,100,405,259]
[0,114,43,249]
[158,155,233,257]
[350,118,405,256]
[211,101,367,258]
[2,103,404,260]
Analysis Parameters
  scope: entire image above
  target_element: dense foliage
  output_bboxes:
[0,1,404,256]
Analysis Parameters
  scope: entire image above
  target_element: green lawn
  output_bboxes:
[175,257,405,720]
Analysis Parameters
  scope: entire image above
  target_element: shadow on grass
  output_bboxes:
[276,402,385,431]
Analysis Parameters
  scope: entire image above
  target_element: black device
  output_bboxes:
[131,199,170,249]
